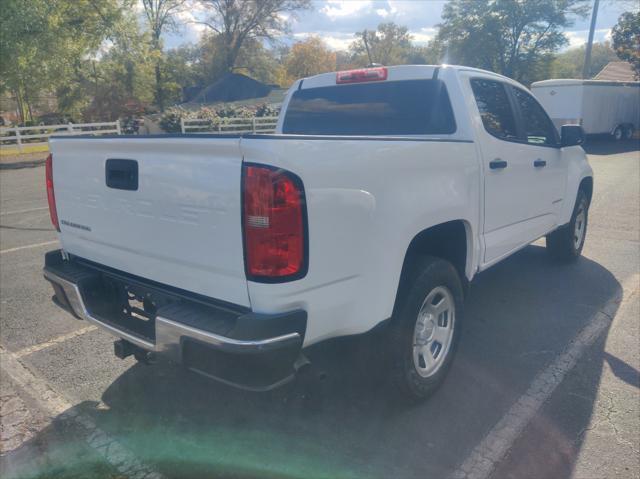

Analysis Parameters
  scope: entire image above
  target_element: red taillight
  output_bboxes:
[243,164,307,281]
[45,153,60,232]
[336,67,388,84]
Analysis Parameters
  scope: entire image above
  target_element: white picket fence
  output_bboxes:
[0,121,121,152]
[0,116,278,152]
[181,116,278,134]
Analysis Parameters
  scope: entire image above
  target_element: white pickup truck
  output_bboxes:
[44,65,593,400]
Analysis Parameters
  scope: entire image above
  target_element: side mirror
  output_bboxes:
[561,125,586,147]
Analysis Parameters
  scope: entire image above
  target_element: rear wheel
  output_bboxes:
[546,189,589,262]
[389,256,463,401]
[613,126,624,141]
[623,125,634,140]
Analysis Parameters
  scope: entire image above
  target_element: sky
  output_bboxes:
[165,0,636,52]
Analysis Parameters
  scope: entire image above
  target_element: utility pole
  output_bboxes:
[582,0,600,79]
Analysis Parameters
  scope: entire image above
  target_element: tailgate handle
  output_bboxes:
[106,159,138,191]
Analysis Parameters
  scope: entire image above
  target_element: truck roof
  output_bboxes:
[532,79,640,88]
[298,64,516,89]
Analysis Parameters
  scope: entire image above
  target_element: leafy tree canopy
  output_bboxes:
[194,33,281,86]
[141,0,188,110]
[551,41,618,79]
[0,0,121,122]
[433,0,589,83]
[346,22,438,68]
[284,37,336,83]
[198,0,312,72]
[611,10,640,79]
[350,23,413,66]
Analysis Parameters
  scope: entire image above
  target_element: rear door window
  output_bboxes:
[470,79,519,141]
[282,79,456,136]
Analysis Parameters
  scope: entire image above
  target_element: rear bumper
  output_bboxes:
[43,250,306,391]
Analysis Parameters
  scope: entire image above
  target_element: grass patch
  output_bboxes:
[0,144,49,156]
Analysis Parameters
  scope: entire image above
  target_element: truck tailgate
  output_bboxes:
[48,136,250,307]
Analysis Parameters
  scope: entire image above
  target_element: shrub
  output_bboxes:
[255,103,280,117]
[158,103,281,133]
[215,105,253,119]
[159,108,185,133]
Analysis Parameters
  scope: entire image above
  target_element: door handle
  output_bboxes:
[533,159,547,168]
[489,159,508,170]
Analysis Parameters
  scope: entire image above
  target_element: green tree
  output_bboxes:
[141,0,187,111]
[433,0,589,83]
[197,0,312,73]
[551,42,618,79]
[193,32,281,87]
[234,39,282,84]
[284,37,336,82]
[611,11,640,79]
[0,0,120,123]
[335,50,357,71]
[349,23,413,66]
[87,18,156,119]
[406,45,439,65]
[163,44,203,102]
[202,36,282,86]
[49,7,157,121]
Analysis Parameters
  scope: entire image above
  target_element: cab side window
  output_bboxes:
[512,87,558,146]
[470,79,518,141]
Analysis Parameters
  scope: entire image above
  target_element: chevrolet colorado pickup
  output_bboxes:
[44,65,593,400]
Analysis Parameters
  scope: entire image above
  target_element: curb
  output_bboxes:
[0,159,46,170]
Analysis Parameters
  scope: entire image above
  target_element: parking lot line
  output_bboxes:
[450,273,639,479]
[0,240,58,255]
[14,325,98,358]
[0,206,49,216]
[0,345,165,479]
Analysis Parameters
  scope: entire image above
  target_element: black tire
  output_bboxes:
[389,256,464,401]
[546,189,589,262]
[623,125,634,140]
[613,126,624,141]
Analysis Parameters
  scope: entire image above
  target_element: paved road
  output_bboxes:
[1,140,638,479]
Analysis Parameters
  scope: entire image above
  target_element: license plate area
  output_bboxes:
[124,291,156,322]
[81,274,174,342]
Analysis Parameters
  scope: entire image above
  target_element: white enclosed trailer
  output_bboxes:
[531,79,640,139]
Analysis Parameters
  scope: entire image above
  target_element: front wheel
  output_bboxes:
[546,189,589,262]
[389,257,464,401]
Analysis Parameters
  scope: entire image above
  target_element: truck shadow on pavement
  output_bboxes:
[602,352,639,389]
[583,137,640,155]
[5,245,623,479]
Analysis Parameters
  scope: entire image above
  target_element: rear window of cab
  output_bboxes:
[282,79,457,136]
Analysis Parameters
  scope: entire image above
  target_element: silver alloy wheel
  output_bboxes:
[413,286,455,378]
[574,199,587,250]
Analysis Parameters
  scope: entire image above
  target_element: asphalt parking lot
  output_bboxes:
[1,140,638,479]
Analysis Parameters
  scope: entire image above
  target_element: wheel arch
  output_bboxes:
[579,176,593,205]
[560,145,594,225]
[392,220,472,316]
